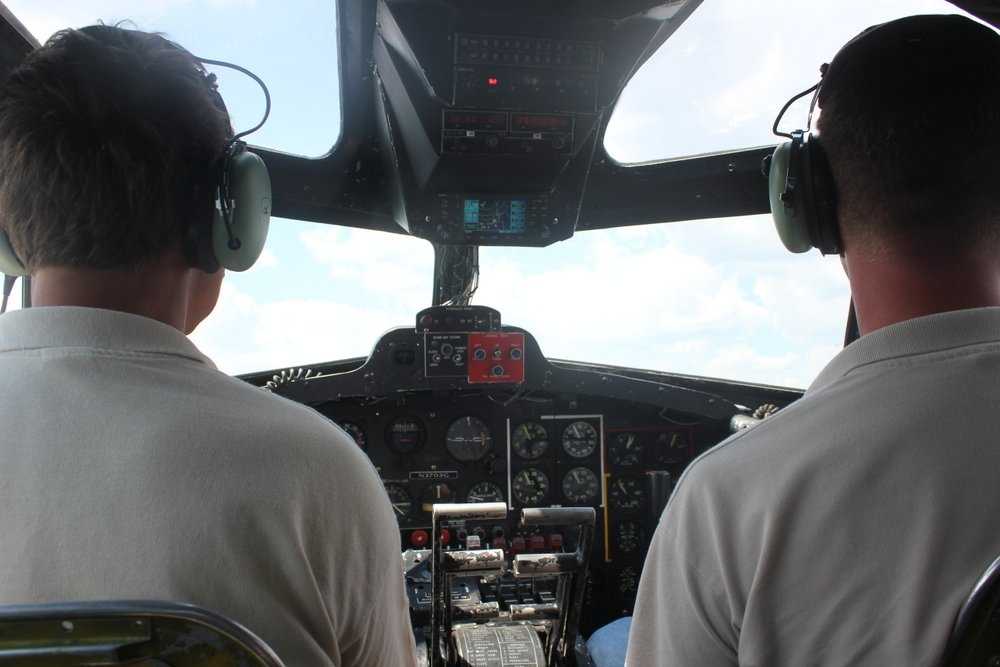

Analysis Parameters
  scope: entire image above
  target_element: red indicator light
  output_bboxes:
[487,76,499,88]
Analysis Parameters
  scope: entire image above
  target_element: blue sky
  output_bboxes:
[9,0,984,387]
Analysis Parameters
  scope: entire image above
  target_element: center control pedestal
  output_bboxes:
[404,502,596,667]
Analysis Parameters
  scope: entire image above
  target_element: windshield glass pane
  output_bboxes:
[478,217,850,389]
[12,0,341,157]
[191,221,435,374]
[604,0,985,164]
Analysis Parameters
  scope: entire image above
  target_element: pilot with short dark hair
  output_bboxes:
[626,14,1000,666]
[0,25,418,666]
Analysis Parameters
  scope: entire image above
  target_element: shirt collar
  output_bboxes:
[0,306,215,368]
[809,306,1000,394]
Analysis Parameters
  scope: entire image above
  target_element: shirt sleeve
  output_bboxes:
[326,443,420,667]
[625,460,740,667]
[341,551,419,666]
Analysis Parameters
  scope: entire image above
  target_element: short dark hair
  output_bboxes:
[0,25,232,270]
[817,15,1000,254]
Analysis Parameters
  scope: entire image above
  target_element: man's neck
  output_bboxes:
[31,265,194,332]
[846,250,1000,335]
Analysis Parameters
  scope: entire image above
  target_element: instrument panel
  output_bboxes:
[319,391,715,629]
[259,306,802,632]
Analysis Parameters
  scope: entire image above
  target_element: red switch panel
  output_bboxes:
[467,332,525,384]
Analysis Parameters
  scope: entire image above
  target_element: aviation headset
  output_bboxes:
[0,54,272,277]
[766,14,991,256]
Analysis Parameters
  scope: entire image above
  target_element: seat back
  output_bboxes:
[941,555,1000,667]
[0,600,285,666]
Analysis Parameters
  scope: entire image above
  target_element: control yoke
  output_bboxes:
[430,503,596,667]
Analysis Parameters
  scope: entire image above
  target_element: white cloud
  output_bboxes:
[190,282,410,375]
[187,214,851,389]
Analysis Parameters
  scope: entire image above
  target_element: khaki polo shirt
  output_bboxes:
[627,307,1000,666]
[0,306,417,667]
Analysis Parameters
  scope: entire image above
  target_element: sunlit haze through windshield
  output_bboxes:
[8,0,982,388]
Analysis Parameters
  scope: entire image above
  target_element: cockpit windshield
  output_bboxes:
[10,0,341,157]
[604,0,985,164]
[8,0,978,389]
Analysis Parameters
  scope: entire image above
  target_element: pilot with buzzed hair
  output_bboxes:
[625,14,1000,667]
[0,25,418,666]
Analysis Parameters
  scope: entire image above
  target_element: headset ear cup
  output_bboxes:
[804,137,841,254]
[211,150,271,272]
[0,231,28,277]
[769,141,814,253]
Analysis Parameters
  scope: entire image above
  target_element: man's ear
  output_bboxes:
[184,267,225,335]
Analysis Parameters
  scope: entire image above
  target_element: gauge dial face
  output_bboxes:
[467,481,505,504]
[384,483,412,520]
[420,482,454,515]
[446,416,493,462]
[561,467,600,505]
[513,468,550,506]
[562,421,599,458]
[386,417,425,454]
[654,431,690,465]
[619,566,639,595]
[616,520,641,553]
[512,422,549,460]
[609,432,642,466]
[339,421,367,449]
[609,476,645,511]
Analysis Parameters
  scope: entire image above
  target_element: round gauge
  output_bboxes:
[339,421,367,449]
[384,483,412,520]
[619,566,639,596]
[512,468,550,506]
[446,416,493,462]
[561,467,600,505]
[562,421,599,458]
[654,431,689,465]
[420,482,454,514]
[609,432,642,466]
[617,520,641,553]
[385,417,425,454]
[609,476,645,511]
[467,481,505,504]
[512,422,550,460]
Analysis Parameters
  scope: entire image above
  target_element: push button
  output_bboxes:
[410,530,429,548]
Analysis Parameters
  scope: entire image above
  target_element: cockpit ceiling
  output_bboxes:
[0,1,995,238]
